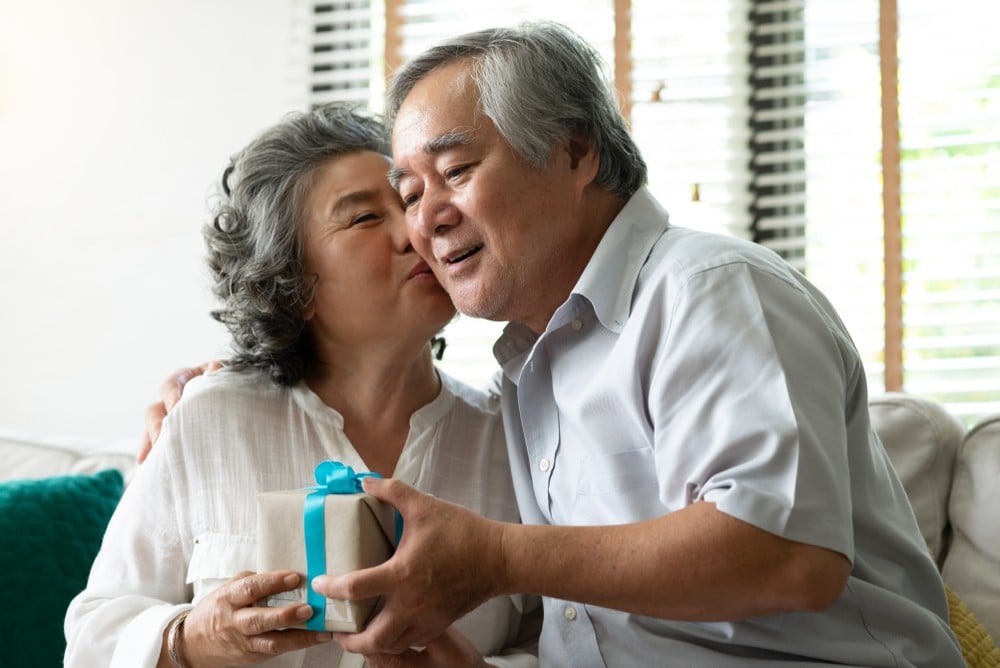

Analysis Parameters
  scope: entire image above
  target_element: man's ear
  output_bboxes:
[568,134,592,170]
[566,133,599,192]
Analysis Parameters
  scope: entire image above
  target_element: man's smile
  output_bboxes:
[441,243,484,266]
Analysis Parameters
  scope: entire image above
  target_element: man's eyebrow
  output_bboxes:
[426,128,476,154]
[388,129,476,190]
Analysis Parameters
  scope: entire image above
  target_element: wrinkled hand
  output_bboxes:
[363,627,487,668]
[311,478,508,656]
[178,570,331,668]
[138,361,223,463]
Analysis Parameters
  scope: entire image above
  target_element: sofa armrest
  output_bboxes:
[942,415,1000,643]
[869,392,965,564]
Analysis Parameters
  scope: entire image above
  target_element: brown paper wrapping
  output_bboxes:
[256,489,395,632]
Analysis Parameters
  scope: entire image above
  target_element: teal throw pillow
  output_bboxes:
[0,469,124,667]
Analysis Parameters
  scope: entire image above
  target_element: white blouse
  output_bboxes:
[65,368,538,668]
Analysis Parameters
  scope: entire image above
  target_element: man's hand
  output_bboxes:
[311,478,509,656]
[138,361,223,463]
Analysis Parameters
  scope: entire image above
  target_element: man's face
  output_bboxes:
[390,60,594,332]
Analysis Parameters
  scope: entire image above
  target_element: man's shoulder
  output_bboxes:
[640,226,798,292]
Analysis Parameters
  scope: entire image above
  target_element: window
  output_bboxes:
[752,0,1000,423]
[308,0,1000,421]
[749,0,887,393]
[895,0,1000,420]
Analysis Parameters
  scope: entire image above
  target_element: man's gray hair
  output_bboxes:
[205,103,390,385]
[386,20,647,197]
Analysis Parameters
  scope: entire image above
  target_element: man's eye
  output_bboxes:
[445,165,468,180]
[402,194,420,210]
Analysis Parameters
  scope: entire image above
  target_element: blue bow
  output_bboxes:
[303,461,383,631]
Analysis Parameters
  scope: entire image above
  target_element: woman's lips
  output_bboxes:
[408,261,433,279]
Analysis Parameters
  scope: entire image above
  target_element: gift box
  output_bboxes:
[257,461,397,632]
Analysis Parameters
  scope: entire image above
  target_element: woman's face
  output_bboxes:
[300,150,455,351]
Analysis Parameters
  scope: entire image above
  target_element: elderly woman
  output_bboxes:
[64,104,538,668]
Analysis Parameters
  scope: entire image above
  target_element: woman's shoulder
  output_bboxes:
[166,367,299,430]
[154,368,296,464]
[180,366,282,405]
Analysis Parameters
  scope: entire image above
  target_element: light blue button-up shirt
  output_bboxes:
[495,188,963,667]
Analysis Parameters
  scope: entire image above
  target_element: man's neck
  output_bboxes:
[521,189,628,334]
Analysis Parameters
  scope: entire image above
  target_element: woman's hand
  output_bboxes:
[363,627,488,668]
[168,570,332,668]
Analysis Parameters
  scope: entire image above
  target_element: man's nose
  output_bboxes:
[412,185,460,239]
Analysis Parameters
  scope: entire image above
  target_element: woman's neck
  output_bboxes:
[304,341,441,477]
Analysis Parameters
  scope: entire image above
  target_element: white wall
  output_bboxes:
[0,0,309,449]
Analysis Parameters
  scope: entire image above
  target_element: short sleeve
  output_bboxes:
[648,261,855,559]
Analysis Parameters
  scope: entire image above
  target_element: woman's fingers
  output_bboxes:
[182,570,333,666]
[232,599,314,636]
[223,570,301,608]
[243,629,333,658]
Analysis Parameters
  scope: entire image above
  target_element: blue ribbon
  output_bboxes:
[303,460,383,631]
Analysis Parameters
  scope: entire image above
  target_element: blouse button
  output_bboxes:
[563,605,577,621]
[571,319,583,331]
[539,458,551,472]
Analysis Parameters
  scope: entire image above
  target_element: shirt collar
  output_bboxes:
[494,187,670,378]
[573,186,671,334]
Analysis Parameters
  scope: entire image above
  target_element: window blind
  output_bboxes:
[631,0,752,240]
[390,0,614,65]
[308,0,383,109]
[751,0,887,394]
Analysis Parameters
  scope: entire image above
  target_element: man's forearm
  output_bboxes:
[496,501,851,621]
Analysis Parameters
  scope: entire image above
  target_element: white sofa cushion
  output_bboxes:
[0,434,136,483]
[869,393,965,564]
[942,415,1000,642]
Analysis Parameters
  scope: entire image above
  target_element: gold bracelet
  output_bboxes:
[166,611,191,668]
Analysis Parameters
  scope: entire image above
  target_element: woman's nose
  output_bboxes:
[389,209,413,252]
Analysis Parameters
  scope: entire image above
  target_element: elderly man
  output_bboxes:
[310,21,962,668]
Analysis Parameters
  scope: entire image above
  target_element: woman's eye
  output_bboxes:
[402,194,420,210]
[349,213,378,227]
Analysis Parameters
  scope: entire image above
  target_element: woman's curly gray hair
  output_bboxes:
[205,103,390,386]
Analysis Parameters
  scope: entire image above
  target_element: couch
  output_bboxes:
[1,394,997,666]
[868,394,1000,665]
[0,432,137,667]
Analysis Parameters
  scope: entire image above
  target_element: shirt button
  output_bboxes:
[563,605,577,621]
[539,458,551,472]
[571,319,583,331]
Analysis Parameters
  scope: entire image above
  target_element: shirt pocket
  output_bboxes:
[187,532,257,604]
[571,448,662,525]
